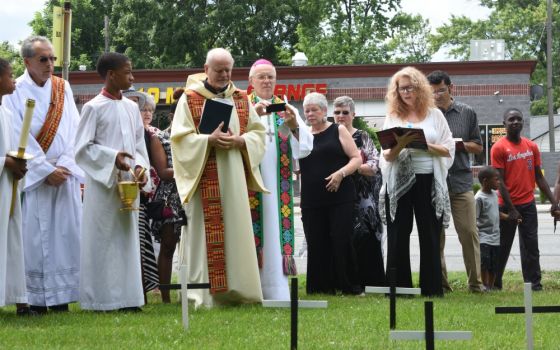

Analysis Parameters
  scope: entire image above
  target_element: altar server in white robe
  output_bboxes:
[75,52,149,311]
[0,58,36,316]
[248,59,313,300]
[3,36,83,313]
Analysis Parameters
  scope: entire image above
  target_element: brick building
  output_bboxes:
[66,60,558,183]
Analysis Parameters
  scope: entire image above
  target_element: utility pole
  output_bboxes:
[104,16,110,53]
[546,0,555,152]
[62,1,72,81]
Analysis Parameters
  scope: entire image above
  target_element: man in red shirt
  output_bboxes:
[491,108,558,291]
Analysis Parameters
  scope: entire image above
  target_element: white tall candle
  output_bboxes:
[18,99,35,154]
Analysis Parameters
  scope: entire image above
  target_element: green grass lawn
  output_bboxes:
[2,271,560,349]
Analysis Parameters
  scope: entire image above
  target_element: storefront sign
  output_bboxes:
[138,83,328,104]
[247,83,328,101]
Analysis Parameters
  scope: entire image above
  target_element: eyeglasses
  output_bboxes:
[141,109,154,113]
[333,110,351,115]
[254,74,276,81]
[432,87,448,95]
[398,86,415,93]
[38,56,57,63]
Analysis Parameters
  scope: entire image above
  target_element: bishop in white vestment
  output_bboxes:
[248,59,313,300]
[75,90,150,310]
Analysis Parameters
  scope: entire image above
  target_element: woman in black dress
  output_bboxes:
[333,96,386,288]
[299,92,362,295]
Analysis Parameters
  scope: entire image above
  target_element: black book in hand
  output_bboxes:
[376,127,427,150]
[454,138,466,152]
[198,98,234,134]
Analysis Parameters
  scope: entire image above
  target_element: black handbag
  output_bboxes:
[146,199,173,220]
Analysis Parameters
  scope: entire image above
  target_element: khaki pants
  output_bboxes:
[440,191,483,291]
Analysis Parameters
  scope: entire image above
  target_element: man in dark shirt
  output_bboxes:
[427,70,484,293]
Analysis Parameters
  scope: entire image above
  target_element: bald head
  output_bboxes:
[205,48,234,66]
[204,48,234,90]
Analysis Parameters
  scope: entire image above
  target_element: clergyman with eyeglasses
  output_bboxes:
[3,36,83,313]
[427,70,484,293]
[247,59,313,301]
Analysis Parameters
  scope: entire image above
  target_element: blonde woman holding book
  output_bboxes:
[379,66,454,297]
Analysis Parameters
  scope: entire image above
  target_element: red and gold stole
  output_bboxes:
[35,76,65,153]
[185,89,249,294]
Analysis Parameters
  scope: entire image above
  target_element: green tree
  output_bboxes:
[29,0,112,71]
[429,0,560,115]
[110,0,302,68]
[0,42,24,76]
[29,0,434,69]
[353,117,380,150]
[295,0,401,65]
[386,13,433,63]
[28,0,302,69]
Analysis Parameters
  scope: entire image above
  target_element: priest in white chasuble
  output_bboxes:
[248,59,313,300]
[171,48,267,308]
[2,36,83,313]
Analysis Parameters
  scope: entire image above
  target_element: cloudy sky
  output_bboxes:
[0,0,492,61]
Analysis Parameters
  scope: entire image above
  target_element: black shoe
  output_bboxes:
[29,305,48,315]
[532,284,543,291]
[49,304,69,312]
[16,307,40,317]
[119,307,142,313]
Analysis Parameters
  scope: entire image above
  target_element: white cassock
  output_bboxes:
[257,103,313,300]
[75,93,149,310]
[0,105,27,307]
[3,71,83,307]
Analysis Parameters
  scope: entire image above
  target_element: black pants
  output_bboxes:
[386,174,443,296]
[301,202,360,295]
[353,232,386,287]
[495,201,541,289]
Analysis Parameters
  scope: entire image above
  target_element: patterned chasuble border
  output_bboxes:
[248,93,296,276]
[35,76,65,153]
[185,89,249,294]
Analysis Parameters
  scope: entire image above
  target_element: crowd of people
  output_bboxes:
[1,35,559,316]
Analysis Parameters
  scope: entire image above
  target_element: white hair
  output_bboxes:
[249,63,276,78]
[142,93,156,111]
[205,48,234,66]
[122,91,156,111]
[333,96,355,113]
[21,36,53,58]
[303,92,328,111]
